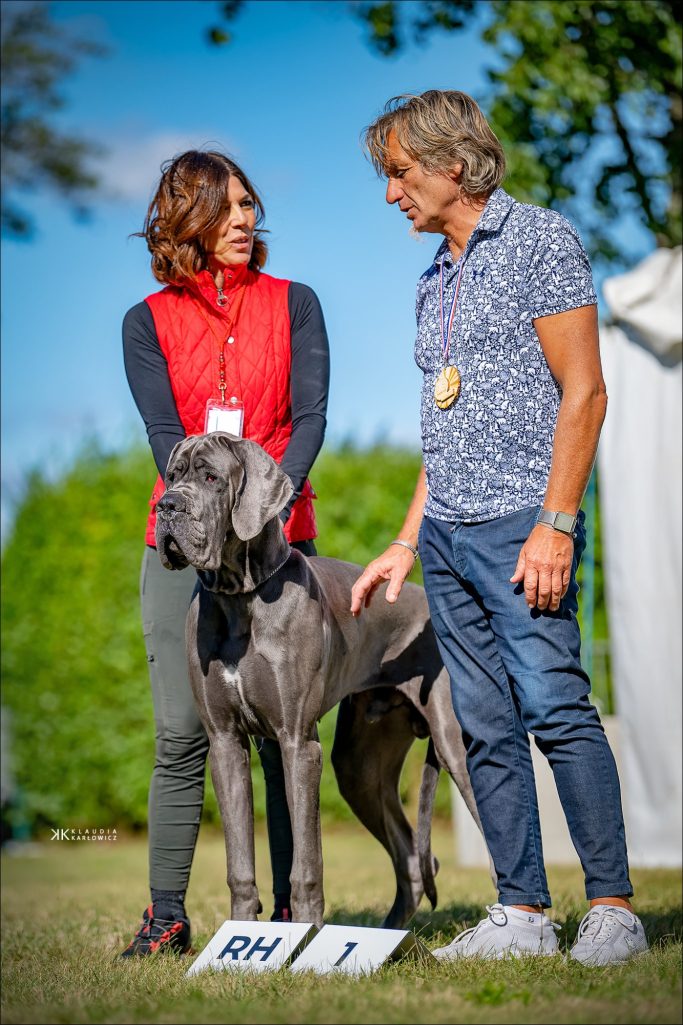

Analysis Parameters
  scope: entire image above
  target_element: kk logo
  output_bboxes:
[49,827,117,840]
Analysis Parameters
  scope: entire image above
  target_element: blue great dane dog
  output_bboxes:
[155,432,489,928]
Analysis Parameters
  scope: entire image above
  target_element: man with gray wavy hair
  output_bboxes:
[351,90,648,965]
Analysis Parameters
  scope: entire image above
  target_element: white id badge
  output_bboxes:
[204,397,244,437]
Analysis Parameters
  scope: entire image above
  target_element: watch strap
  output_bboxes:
[537,509,577,536]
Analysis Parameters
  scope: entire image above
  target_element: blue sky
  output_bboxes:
[0,0,655,529]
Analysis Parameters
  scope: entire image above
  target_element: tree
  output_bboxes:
[210,0,682,264]
[1,1,106,237]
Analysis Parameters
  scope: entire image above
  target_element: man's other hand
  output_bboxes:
[510,524,574,612]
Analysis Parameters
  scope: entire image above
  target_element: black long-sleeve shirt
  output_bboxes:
[123,282,330,519]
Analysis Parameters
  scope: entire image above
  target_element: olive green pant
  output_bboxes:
[140,542,315,895]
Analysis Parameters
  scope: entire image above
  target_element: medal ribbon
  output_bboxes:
[439,255,466,365]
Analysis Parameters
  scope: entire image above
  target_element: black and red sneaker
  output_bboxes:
[120,904,191,958]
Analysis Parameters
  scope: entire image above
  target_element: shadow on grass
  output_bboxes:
[325,903,683,949]
[325,901,492,940]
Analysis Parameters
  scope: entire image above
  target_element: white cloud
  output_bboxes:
[95,130,242,203]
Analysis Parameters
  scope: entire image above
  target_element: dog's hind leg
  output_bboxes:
[279,733,325,928]
[207,729,261,920]
[331,692,424,929]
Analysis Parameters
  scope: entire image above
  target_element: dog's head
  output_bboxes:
[154,433,293,573]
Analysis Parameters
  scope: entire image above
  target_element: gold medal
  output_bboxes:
[434,365,461,409]
[436,249,466,410]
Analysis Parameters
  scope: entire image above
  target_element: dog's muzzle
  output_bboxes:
[155,489,212,570]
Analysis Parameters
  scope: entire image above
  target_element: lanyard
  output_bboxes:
[195,284,246,405]
[439,254,466,365]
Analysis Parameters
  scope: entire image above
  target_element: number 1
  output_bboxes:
[333,941,358,967]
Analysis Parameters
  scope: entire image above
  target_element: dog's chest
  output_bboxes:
[209,630,281,736]
[219,664,264,734]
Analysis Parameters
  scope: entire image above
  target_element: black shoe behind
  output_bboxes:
[120,903,191,957]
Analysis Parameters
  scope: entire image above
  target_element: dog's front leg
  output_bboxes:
[280,736,324,927]
[208,729,260,920]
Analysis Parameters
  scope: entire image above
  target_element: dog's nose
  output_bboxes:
[157,491,186,515]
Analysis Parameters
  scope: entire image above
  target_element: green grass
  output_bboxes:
[2,822,681,1024]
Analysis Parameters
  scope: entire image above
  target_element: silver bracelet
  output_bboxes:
[390,539,419,560]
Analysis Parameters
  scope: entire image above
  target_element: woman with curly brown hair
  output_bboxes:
[121,150,329,956]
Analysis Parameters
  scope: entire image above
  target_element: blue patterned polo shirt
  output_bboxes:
[415,187,597,522]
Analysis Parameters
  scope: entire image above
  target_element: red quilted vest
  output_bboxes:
[143,264,317,546]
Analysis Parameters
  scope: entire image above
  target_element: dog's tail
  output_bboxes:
[417,737,440,910]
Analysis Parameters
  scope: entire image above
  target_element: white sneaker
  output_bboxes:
[570,905,648,966]
[432,903,561,961]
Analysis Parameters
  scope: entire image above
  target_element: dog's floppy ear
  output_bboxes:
[229,438,294,542]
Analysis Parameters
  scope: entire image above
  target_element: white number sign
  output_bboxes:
[186,921,318,975]
[289,924,436,976]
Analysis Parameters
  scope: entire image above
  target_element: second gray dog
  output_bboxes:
[155,432,488,928]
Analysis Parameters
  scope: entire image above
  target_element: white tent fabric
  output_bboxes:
[598,246,682,867]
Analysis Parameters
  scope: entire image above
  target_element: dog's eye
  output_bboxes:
[167,472,175,484]
[206,472,217,483]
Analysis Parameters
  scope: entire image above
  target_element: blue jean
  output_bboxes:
[419,507,632,907]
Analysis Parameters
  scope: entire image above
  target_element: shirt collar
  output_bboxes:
[474,186,515,234]
[433,187,515,267]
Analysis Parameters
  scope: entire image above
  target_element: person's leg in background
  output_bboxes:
[143,548,209,912]
[255,538,318,922]
[121,546,207,956]
[257,738,294,920]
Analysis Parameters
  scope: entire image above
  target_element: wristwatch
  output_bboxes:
[536,509,577,537]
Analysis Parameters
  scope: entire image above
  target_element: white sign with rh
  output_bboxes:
[186,921,318,975]
[289,924,436,976]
